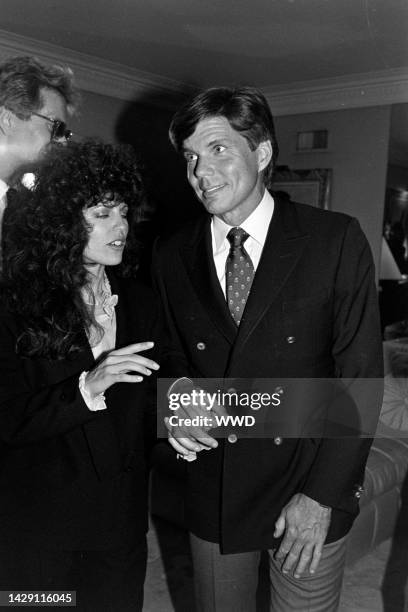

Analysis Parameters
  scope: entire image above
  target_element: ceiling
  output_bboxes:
[1,0,408,165]
[1,0,408,89]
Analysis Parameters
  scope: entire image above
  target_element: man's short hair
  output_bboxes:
[169,86,279,185]
[0,55,79,118]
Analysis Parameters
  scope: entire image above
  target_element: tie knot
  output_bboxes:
[227,227,249,248]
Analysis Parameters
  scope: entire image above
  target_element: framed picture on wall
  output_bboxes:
[271,167,332,209]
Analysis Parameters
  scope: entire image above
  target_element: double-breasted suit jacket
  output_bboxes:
[0,271,160,550]
[153,195,383,554]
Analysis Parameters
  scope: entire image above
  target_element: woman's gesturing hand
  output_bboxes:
[85,341,159,397]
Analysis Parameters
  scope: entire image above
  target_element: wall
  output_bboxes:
[69,90,197,235]
[274,106,391,271]
[70,91,129,142]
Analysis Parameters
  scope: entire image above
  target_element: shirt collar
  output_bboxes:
[212,189,274,253]
[0,179,9,201]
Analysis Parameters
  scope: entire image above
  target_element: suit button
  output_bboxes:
[274,437,283,445]
[228,434,238,443]
[60,393,66,401]
[274,386,284,395]
[227,387,237,394]
[286,336,296,344]
[196,342,206,351]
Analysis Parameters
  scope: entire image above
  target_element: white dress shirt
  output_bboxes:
[211,189,274,296]
[79,273,118,412]
[0,179,9,229]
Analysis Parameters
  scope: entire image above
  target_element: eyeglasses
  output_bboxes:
[31,111,72,142]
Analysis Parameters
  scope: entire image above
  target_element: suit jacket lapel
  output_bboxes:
[179,198,311,350]
[233,197,311,353]
[83,270,124,481]
[180,215,237,344]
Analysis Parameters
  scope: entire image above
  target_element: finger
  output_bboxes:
[110,342,154,356]
[107,356,159,371]
[166,430,210,453]
[132,357,160,370]
[274,514,286,539]
[210,401,229,417]
[171,422,218,448]
[164,412,218,448]
[194,435,218,448]
[178,452,197,462]
[309,542,324,575]
[282,542,304,574]
[108,360,155,376]
[167,433,202,454]
[164,419,202,452]
[168,435,193,455]
[168,438,198,462]
[293,543,314,578]
[275,528,296,560]
[114,373,143,383]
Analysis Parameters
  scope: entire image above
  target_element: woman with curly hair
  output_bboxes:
[0,140,160,611]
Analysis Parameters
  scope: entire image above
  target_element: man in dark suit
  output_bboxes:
[153,86,383,611]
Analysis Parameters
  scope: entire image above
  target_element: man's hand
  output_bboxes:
[165,383,228,457]
[274,493,331,579]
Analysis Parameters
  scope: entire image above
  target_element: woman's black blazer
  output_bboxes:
[0,271,160,550]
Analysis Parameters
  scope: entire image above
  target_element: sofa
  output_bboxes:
[345,339,408,563]
[150,340,408,565]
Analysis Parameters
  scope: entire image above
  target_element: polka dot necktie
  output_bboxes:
[226,227,254,326]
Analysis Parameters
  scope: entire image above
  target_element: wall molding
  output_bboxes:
[264,69,408,116]
[0,28,407,113]
[0,28,192,107]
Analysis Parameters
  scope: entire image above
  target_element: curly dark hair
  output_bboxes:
[1,140,150,359]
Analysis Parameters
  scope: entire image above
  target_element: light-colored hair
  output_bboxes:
[0,55,79,117]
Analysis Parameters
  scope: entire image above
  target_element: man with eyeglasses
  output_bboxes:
[0,55,77,227]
